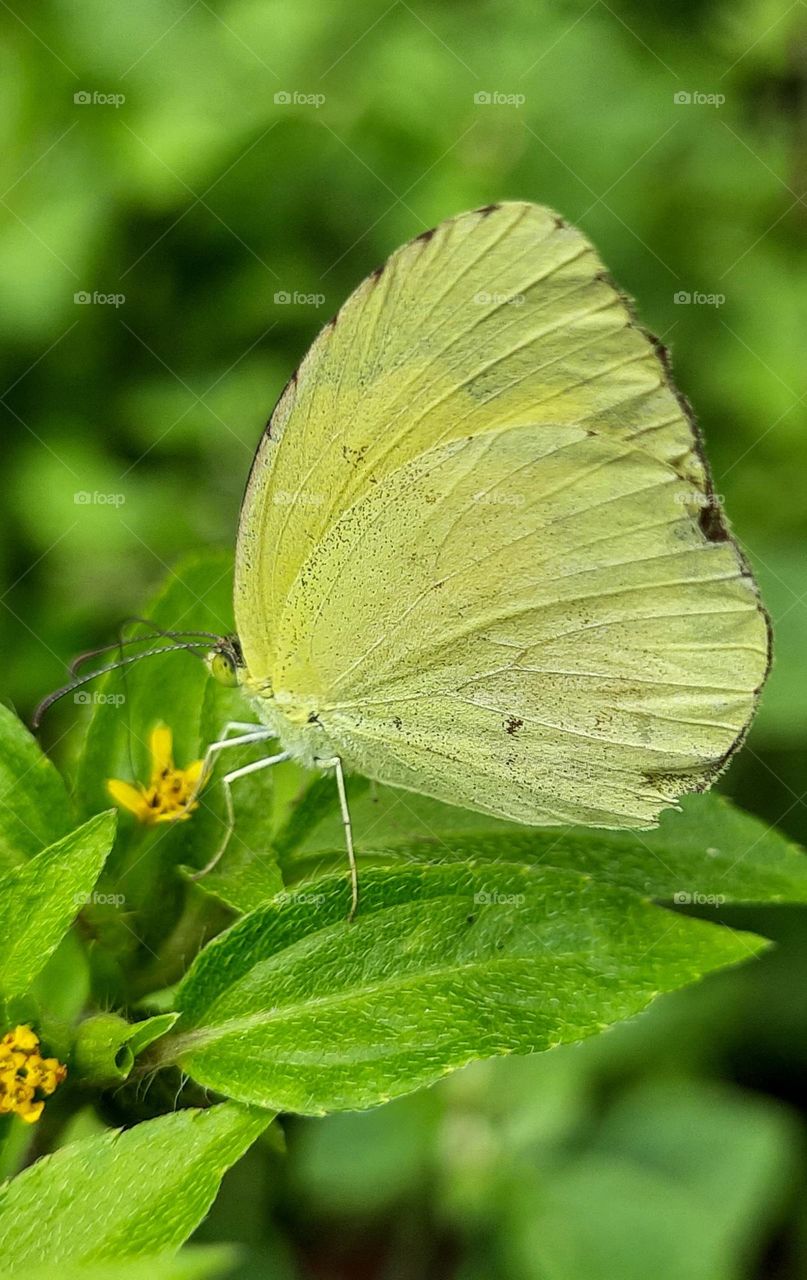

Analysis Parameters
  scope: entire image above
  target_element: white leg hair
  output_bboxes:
[199,720,276,779]
[191,726,359,921]
[189,746,291,880]
[316,756,358,922]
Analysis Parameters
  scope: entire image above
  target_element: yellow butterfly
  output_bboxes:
[202,201,769,914]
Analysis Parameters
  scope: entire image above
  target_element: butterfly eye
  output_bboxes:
[207,649,239,687]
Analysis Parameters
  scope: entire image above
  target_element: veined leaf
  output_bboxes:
[0,702,73,872]
[0,1104,269,1266]
[288,785,807,907]
[168,864,762,1114]
[0,811,116,999]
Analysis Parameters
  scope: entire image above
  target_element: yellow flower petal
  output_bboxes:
[106,725,205,826]
[17,1099,45,1124]
[106,778,150,819]
[149,724,174,779]
[183,759,206,789]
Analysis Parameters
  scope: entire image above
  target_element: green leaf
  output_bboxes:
[504,1080,796,1280]
[0,1246,236,1280]
[0,702,73,872]
[0,811,116,999]
[0,1104,270,1267]
[168,865,762,1114]
[289,786,807,906]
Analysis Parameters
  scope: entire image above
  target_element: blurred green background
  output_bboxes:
[1,0,806,1276]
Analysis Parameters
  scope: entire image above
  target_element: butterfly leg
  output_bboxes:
[199,721,275,781]
[316,755,358,922]
[189,728,290,880]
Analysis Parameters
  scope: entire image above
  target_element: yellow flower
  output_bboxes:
[107,724,205,825]
[0,1025,67,1124]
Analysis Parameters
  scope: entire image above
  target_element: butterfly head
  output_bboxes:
[205,635,245,688]
[32,624,247,729]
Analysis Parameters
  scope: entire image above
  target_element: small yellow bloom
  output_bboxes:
[0,1025,67,1124]
[107,724,205,825]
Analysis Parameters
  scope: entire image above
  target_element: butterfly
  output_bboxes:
[193,201,770,915]
[38,202,767,918]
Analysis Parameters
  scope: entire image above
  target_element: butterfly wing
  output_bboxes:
[236,202,769,827]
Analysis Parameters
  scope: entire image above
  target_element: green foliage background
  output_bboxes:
[1,0,806,1276]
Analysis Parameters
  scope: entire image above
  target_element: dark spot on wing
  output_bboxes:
[698,499,729,543]
[415,227,436,243]
[392,716,402,730]
[369,264,383,284]
[342,443,368,466]
[475,203,500,216]
[552,213,568,229]
[505,716,523,735]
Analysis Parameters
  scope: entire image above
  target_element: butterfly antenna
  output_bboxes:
[31,643,212,730]
[69,621,226,676]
